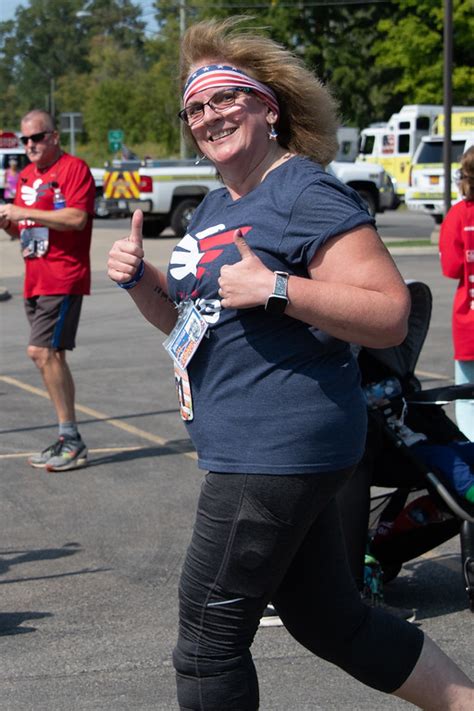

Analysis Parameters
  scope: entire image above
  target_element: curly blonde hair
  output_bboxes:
[180,16,340,166]
[459,145,474,201]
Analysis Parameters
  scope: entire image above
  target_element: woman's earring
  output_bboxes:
[268,123,278,141]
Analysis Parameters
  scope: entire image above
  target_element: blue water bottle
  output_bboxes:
[53,186,66,209]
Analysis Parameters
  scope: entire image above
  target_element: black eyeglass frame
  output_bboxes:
[20,131,54,146]
[178,87,253,125]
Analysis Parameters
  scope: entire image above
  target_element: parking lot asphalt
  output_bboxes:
[0,221,472,710]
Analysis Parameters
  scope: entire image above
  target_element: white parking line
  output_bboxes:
[415,369,451,381]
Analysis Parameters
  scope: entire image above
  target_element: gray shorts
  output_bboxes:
[25,295,83,350]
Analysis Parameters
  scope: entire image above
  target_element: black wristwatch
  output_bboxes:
[265,271,289,315]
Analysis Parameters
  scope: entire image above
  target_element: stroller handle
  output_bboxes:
[407,383,474,405]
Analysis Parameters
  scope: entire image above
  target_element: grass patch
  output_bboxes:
[384,239,434,247]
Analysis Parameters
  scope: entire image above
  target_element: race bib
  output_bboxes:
[174,364,194,421]
[163,301,208,370]
[20,226,49,259]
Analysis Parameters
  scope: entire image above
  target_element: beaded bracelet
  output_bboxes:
[117,259,145,290]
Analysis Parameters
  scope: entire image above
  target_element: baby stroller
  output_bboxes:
[353,280,474,611]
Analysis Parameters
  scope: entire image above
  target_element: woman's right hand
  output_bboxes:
[107,209,145,285]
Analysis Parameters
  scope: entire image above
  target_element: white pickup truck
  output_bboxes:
[96,157,396,237]
[405,131,473,223]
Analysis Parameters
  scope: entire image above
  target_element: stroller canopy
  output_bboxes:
[362,280,432,382]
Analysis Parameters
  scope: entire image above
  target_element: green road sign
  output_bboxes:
[108,129,124,152]
[108,129,124,141]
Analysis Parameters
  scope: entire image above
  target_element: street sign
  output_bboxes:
[59,113,83,155]
[0,131,19,149]
[108,129,124,152]
[60,112,83,132]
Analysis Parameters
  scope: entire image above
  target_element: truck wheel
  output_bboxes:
[357,190,377,217]
[171,199,200,238]
[142,217,167,238]
[94,197,109,218]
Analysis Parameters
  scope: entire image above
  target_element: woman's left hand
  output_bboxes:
[218,229,274,309]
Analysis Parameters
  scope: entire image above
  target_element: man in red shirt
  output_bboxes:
[0,109,95,471]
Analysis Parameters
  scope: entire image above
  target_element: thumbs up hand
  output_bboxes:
[218,229,274,309]
[128,209,144,249]
[107,209,145,285]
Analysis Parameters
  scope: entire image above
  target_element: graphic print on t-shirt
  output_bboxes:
[20,178,49,206]
[169,222,252,325]
[170,223,252,281]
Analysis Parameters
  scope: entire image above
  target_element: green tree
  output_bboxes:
[164,0,399,129]
[0,0,146,123]
[374,0,474,107]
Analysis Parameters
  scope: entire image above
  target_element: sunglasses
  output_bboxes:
[20,131,53,145]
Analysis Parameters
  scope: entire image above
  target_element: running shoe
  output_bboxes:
[44,435,88,472]
[259,603,283,627]
[28,438,64,468]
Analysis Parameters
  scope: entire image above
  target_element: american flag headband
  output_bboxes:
[182,65,279,118]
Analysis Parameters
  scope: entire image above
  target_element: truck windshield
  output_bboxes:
[417,140,466,164]
[360,135,375,155]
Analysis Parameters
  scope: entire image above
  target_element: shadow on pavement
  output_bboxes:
[384,553,468,619]
[90,439,195,467]
[0,542,81,576]
[0,611,53,636]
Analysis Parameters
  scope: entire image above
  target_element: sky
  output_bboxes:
[1,1,158,34]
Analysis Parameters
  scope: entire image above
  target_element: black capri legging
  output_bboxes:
[173,469,424,711]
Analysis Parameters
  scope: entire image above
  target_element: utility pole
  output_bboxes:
[443,0,453,220]
[50,77,55,119]
[179,0,187,160]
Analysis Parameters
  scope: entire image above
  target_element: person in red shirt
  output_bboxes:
[0,109,95,470]
[440,145,474,440]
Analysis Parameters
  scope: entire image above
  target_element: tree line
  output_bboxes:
[1,0,472,164]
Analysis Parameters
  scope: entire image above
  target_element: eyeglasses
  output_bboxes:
[20,131,53,145]
[178,87,252,126]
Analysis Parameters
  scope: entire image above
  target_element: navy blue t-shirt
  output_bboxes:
[166,156,374,474]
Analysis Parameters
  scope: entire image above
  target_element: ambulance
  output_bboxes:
[405,111,474,223]
[358,105,473,198]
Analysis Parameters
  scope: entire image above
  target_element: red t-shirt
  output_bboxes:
[15,152,96,298]
[439,199,474,360]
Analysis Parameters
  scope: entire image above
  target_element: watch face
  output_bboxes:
[265,294,288,315]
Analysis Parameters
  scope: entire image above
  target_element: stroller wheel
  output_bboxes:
[381,561,402,584]
[460,521,474,612]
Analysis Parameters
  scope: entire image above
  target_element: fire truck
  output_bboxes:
[405,111,474,223]
[358,105,474,198]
